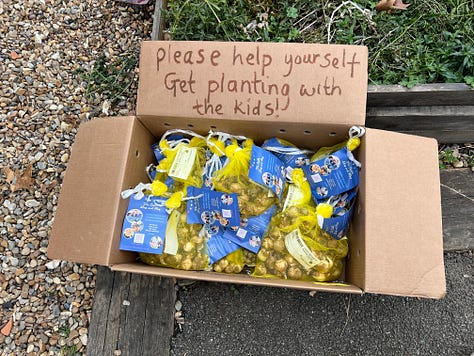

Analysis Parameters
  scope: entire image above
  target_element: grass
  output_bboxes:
[163,0,474,87]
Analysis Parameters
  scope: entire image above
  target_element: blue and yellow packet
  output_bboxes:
[303,147,360,203]
[206,230,240,265]
[224,205,276,253]
[186,186,241,228]
[317,189,357,240]
[262,138,310,178]
[120,194,169,254]
[248,145,286,200]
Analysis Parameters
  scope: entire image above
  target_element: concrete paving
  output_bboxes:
[171,251,473,356]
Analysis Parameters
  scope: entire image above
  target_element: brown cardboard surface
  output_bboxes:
[137,41,367,126]
[138,115,352,149]
[363,128,445,298]
[345,137,367,290]
[48,117,137,265]
[110,263,363,294]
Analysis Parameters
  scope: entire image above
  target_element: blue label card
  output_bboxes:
[318,202,355,240]
[120,194,169,254]
[303,147,359,203]
[262,138,309,171]
[329,189,358,216]
[224,205,276,253]
[248,145,286,200]
[206,231,240,264]
[186,187,241,228]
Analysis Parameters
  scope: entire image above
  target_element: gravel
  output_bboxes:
[0,0,153,354]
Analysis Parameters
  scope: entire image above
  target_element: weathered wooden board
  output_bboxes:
[151,0,166,41]
[440,168,474,251]
[366,105,474,142]
[87,267,176,356]
[367,84,474,107]
[390,131,474,144]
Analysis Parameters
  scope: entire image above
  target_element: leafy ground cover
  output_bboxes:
[164,0,473,87]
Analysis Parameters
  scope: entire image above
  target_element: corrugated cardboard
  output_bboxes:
[48,41,446,298]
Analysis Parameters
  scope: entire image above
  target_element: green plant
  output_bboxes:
[164,0,474,87]
[58,324,71,338]
[439,149,457,169]
[74,54,137,105]
[59,344,78,356]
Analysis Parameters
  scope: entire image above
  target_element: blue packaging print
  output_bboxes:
[262,138,309,170]
[120,194,169,254]
[186,187,241,228]
[151,142,165,163]
[319,201,355,240]
[330,189,358,216]
[248,145,285,200]
[303,147,359,203]
[224,205,276,253]
[207,232,240,264]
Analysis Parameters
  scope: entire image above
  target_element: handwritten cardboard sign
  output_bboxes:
[137,41,368,125]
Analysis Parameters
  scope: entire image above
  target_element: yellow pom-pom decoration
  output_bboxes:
[165,191,185,209]
[316,203,333,219]
[224,144,239,158]
[347,137,360,151]
[208,137,226,156]
[150,180,168,196]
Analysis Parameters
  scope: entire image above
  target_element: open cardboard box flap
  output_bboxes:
[48,40,445,298]
[362,129,445,298]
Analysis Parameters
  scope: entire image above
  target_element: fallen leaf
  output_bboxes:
[1,318,13,336]
[4,164,34,192]
[375,0,395,11]
[10,51,21,60]
[393,0,410,10]
[376,0,409,11]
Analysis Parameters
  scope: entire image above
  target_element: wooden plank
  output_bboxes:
[368,83,474,107]
[390,130,474,144]
[87,269,176,356]
[143,275,176,355]
[102,271,131,356]
[151,0,167,40]
[87,266,115,355]
[366,106,474,143]
[440,168,474,251]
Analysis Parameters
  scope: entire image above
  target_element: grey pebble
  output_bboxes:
[25,199,40,208]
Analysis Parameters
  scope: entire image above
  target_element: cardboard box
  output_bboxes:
[48,41,446,298]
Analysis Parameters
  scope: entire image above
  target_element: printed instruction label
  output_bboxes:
[283,184,305,211]
[284,229,319,270]
[168,146,197,180]
[164,209,180,255]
